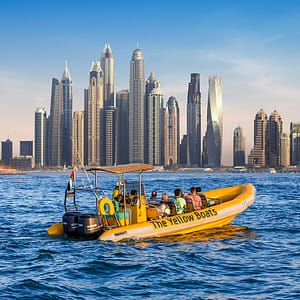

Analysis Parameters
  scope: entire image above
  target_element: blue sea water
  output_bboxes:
[0,171,299,299]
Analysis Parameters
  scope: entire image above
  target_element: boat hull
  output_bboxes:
[99,184,256,242]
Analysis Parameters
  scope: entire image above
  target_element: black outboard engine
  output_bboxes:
[78,214,102,240]
[62,211,81,237]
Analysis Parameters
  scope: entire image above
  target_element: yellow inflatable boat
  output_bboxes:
[48,164,256,242]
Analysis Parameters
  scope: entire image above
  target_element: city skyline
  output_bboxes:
[1,1,300,165]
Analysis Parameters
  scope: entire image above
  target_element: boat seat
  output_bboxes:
[198,193,208,208]
[185,202,194,212]
[146,205,159,220]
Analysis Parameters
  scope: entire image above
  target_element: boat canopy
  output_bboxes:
[86,163,154,174]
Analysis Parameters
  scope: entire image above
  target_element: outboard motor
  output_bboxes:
[62,211,81,237]
[78,214,102,239]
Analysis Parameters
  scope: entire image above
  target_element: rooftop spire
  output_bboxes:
[101,43,113,59]
[62,60,71,80]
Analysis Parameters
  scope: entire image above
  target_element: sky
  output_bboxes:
[0,0,299,165]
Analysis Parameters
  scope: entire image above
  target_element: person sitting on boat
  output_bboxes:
[161,193,169,203]
[157,193,171,217]
[196,186,208,208]
[185,186,202,211]
[148,191,159,204]
[129,189,139,205]
[111,185,121,212]
[149,190,158,202]
[173,188,186,214]
[112,185,120,200]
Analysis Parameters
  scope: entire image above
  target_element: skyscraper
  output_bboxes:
[187,73,201,167]
[266,110,282,167]
[101,44,114,107]
[116,90,129,164]
[290,122,300,166]
[164,96,180,168]
[61,64,73,167]
[204,76,223,168]
[84,61,104,166]
[179,135,188,166]
[20,141,33,156]
[72,111,84,168]
[280,133,290,167]
[248,109,268,167]
[145,72,163,165]
[48,78,63,167]
[129,48,145,163]
[47,64,73,168]
[1,139,12,166]
[34,107,47,168]
[101,106,117,166]
[233,125,245,167]
[145,72,160,162]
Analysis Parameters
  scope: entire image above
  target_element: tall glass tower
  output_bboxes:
[72,111,84,168]
[233,125,245,167]
[129,48,145,163]
[280,133,290,167]
[290,122,300,166]
[61,64,73,167]
[84,61,103,166]
[1,139,13,166]
[116,90,129,164]
[34,107,47,168]
[267,110,282,167]
[48,78,63,167]
[164,96,180,168]
[101,44,114,107]
[145,72,163,165]
[204,76,223,168]
[248,109,268,167]
[187,73,201,167]
[101,106,117,166]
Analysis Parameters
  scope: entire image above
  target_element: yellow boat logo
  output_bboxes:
[150,208,218,229]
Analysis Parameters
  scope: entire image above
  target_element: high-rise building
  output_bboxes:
[47,66,73,167]
[266,110,282,167]
[179,135,188,166]
[101,44,114,107]
[233,126,245,167]
[145,72,161,162]
[280,133,290,167]
[72,111,84,168]
[187,73,201,167]
[61,63,73,167]
[290,122,300,166]
[20,141,33,156]
[203,76,223,168]
[34,107,47,168]
[248,109,268,167]
[47,65,73,168]
[164,96,180,168]
[116,90,129,164]
[101,106,117,166]
[129,48,145,163]
[84,61,104,166]
[48,78,63,167]
[145,73,163,165]
[1,139,13,166]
